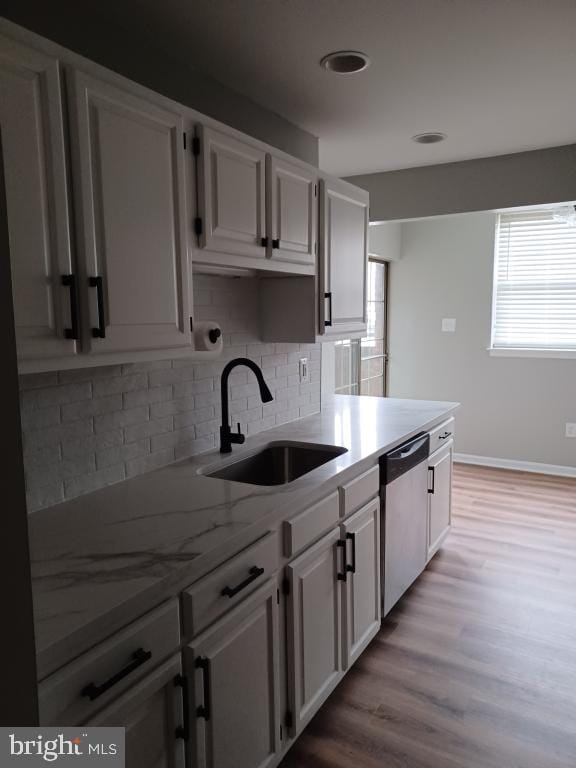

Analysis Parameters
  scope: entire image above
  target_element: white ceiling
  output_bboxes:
[98,0,576,176]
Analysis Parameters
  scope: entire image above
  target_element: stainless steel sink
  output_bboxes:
[205,441,348,486]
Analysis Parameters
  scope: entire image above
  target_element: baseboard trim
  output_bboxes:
[453,453,576,479]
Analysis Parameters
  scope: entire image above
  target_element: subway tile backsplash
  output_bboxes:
[19,276,321,513]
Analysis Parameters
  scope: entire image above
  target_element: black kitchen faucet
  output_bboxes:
[219,358,273,453]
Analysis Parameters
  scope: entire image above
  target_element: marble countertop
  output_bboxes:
[29,395,458,680]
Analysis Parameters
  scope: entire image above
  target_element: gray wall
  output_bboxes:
[387,212,576,469]
[348,144,576,221]
[1,2,318,165]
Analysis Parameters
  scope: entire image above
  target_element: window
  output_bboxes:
[492,209,576,354]
[334,260,388,395]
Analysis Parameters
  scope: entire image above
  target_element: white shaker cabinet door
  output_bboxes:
[319,177,368,337]
[427,441,453,561]
[186,581,281,768]
[267,155,316,266]
[88,655,185,768]
[286,527,343,735]
[341,498,381,669]
[0,36,76,361]
[67,68,191,354]
[196,125,267,261]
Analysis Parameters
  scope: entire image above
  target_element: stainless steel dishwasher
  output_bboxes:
[380,432,430,616]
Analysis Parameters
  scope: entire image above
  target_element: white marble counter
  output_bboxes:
[29,395,458,679]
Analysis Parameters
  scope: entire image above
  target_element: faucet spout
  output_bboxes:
[220,358,274,453]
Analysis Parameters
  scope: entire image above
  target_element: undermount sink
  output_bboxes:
[205,441,348,486]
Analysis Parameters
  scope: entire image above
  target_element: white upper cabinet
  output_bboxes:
[196,125,267,262]
[0,36,76,361]
[319,177,368,337]
[67,68,191,355]
[267,155,316,266]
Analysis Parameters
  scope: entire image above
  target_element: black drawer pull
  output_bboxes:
[195,657,211,720]
[221,566,264,598]
[81,647,152,700]
[336,539,347,581]
[324,291,333,327]
[272,238,280,249]
[346,532,356,574]
[261,236,268,247]
[438,431,452,440]
[89,276,106,338]
[61,274,79,340]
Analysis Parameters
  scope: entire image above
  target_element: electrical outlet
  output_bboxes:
[442,318,456,332]
[299,357,309,383]
[565,423,576,438]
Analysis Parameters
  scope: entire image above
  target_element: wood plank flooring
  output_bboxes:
[279,463,576,768]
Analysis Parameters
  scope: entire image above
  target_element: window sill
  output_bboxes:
[488,347,576,359]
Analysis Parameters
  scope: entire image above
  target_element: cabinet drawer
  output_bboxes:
[182,531,279,638]
[428,417,455,455]
[283,491,339,558]
[339,465,379,517]
[39,599,180,726]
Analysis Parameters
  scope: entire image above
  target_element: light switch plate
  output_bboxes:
[442,318,456,332]
[299,357,309,383]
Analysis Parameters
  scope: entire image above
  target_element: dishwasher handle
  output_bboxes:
[381,432,430,485]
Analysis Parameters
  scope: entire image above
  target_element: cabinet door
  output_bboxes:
[319,177,368,337]
[68,68,191,355]
[196,125,266,261]
[427,442,453,561]
[88,655,185,768]
[0,36,75,361]
[341,498,381,668]
[267,155,316,266]
[187,581,281,768]
[286,527,342,735]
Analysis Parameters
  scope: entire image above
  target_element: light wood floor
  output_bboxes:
[280,463,576,768]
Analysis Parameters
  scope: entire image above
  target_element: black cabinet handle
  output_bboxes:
[174,674,189,741]
[272,238,280,249]
[89,276,106,338]
[221,566,264,598]
[345,532,356,574]
[438,431,452,441]
[61,274,79,340]
[324,292,333,327]
[428,466,435,494]
[195,657,211,720]
[336,539,347,581]
[81,648,152,701]
[261,236,268,247]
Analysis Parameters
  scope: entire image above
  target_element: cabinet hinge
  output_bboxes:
[183,133,187,150]
[192,136,200,156]
[194,217,203,236]
[284,710,293,729]
[282,577,290,596]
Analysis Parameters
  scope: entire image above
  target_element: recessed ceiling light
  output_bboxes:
[320,51,370,74]
[412,132,447,144]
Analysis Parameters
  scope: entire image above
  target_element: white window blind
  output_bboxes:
[492,210,576,351]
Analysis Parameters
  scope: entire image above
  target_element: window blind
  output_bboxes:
[492,210,576,350]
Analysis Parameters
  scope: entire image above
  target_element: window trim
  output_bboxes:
[490,209,576,358]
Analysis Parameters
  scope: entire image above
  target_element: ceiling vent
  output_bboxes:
[320,51,370,74]
[412,132,447,144]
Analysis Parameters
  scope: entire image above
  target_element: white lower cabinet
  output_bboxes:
[185,581,281,768]
[286,528,343,735]
[341,499,381,668]
[427,441,453,561]
[88,654,185,768]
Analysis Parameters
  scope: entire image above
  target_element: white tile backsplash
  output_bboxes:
[19,276,321,512]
